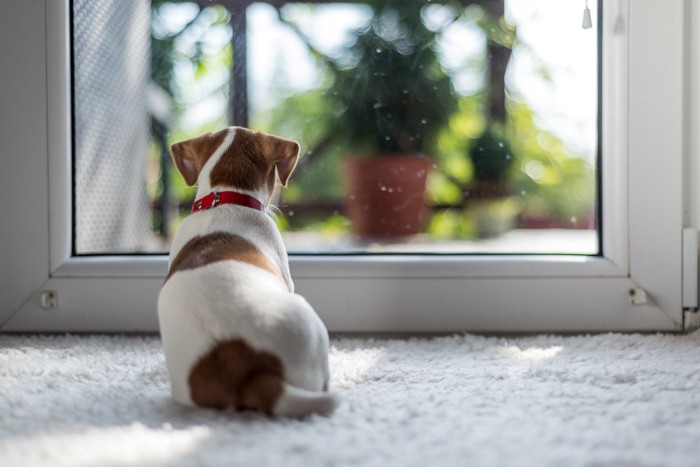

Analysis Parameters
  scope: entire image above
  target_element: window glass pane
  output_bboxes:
[72,0,599,255]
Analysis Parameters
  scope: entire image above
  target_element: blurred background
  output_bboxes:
[73,0,599,255]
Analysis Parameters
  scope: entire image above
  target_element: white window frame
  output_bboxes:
[1,0,697,333]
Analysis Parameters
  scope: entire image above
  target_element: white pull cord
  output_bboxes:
[582,0,593,29]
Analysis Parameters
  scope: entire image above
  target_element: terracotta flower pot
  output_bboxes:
[343,155,432,238]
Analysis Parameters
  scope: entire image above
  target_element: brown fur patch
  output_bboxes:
[188,338,285,414]
[171,130,228,186]
[210,128,270,192]
[166,232,286,288]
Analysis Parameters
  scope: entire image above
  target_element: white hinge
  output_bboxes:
[628,287,648,305]
[682,228,698,310]
[40,291,58,309]
[684,309,700,332]
[683,228,699,332]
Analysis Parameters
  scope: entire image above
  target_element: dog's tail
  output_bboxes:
[274,383,340,418]
[240,373,340,418]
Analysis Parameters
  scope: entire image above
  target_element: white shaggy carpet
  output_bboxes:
[2,331,700,467]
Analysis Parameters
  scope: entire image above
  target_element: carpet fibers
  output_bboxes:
[1,331,700,467]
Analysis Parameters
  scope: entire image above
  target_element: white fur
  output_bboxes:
[158,128,337,416]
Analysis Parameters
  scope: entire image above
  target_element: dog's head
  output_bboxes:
[170,127,300,201]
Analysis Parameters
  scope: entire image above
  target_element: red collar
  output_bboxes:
[191,191,266,213]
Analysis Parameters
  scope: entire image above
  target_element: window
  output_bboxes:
[74,0,599,255]
[0,0,696,333]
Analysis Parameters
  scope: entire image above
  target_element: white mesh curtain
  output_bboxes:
[73,0,153,253]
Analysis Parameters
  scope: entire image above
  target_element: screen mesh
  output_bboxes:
[73,0,154,254]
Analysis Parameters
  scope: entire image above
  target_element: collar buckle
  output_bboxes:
[211,191,221,208]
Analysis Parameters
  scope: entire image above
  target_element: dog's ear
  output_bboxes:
[170,140,198,186]
[171,131,227,186]
[274,140,300,187]
[260,134,300,187]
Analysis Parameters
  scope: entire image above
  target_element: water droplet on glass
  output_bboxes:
[385,136,391,141]
[421,119,427,124]
[498,142,505,148]
[375,48,382,54]
[570,216,577,224]
[380,186,387,192]
[288,210,294,216]
[388,188,394,193]
[373,102,383,109]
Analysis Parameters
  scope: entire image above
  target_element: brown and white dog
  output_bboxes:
[158,126,338,417]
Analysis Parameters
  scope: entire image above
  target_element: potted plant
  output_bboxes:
[467,124,519,238]
[327,0,458,238]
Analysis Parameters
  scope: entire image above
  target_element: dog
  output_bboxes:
[158,126,338,417]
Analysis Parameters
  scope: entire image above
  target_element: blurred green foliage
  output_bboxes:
[507,102,595,222]
[150,0,596,240]
[469,124,514,182]
[327,0,458,157]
